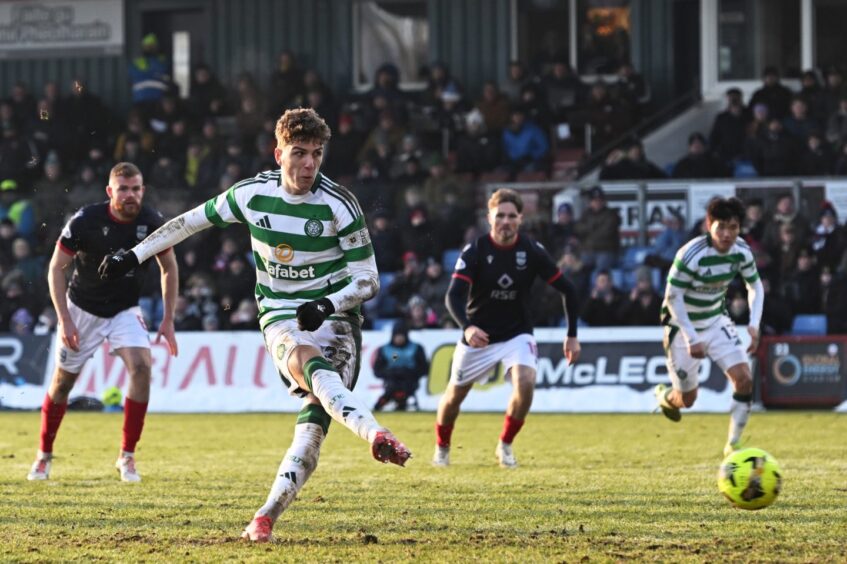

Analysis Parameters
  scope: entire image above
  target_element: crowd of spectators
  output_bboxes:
[0,44,846,337]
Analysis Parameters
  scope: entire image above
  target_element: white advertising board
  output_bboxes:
[1,328,741,413]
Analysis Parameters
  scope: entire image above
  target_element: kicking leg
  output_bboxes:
[289,346,410,466]
[243,403,329,542]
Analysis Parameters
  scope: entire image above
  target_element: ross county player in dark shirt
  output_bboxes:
[433,188,581,468]
[27,162,178,484]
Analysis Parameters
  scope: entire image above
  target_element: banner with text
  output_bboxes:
[760,336,847,408]
[0,0,123,57]
[0,328,743,413]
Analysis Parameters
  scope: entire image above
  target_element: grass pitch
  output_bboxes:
[1,411,845,562]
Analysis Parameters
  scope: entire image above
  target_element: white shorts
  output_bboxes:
[664,315,748,392]
[55,301,150,373]
[263,317,361,398]
[449,333,537,387]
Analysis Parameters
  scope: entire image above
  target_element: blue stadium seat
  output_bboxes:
[442,248,462,271]
[651,267,665,293]
[733,160,758,178]
[622,246,651,270]
[791,314,827,336]
[610,268,625,289]
[372,318,396,332]
[376,272,398,317]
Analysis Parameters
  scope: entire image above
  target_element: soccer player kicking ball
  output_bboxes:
[655,197,763,456]
[99,108,411,542]
[433,189,581,468]
[28,162,179,483]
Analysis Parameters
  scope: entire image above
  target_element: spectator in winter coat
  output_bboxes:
[709,87,751,164]
[574,186,621,274]
[581,269,625,326]
[501,107,549,176]
[749,66,793,120]
[372,321,429,411]
[672,132,730,178]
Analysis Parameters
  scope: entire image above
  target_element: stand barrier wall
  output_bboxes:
[2,329,845,413]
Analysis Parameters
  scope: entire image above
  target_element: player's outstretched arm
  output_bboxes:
[99,204,213,280]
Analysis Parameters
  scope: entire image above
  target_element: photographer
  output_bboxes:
[372,321,429,411]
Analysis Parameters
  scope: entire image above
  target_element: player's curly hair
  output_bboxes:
[706,196,745,225]
[488,188,523,213]
[275,108,331,147]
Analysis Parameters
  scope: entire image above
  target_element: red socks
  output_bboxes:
[122,397,149,453]
[435,423,454,447]
[499,415,525,444]
[39,394,68,453]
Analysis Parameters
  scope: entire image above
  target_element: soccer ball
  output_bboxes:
[102,386,123,408]
[717,447,782,510]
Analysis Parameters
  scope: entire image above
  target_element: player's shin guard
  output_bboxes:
[727,392,752,445]
[122,397,148,453]
[305,358,382,443]
[257,411,327,521]
[39,394,67,453]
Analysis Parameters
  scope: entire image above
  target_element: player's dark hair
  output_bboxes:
[276,107,331,146]
[110,162,142,180]
[706,197,745,225]
[488,188,523,213]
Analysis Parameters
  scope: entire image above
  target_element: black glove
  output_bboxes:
[296,298,335,331]
[98,250,139,280]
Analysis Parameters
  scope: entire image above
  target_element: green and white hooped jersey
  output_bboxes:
[662,235,759,332]
[203,170,373,331]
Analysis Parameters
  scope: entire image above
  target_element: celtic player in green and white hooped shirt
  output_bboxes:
[655,197,764,459]
[98,108,411,543]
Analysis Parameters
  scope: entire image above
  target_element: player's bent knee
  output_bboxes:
[727,363,752,394]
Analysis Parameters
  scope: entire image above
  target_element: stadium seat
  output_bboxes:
[733,160,758,178]
[376,272,398,317]
[622,246,651,270]
[372,318,396,332]
[442,248,461,270]
[790,314,827,336]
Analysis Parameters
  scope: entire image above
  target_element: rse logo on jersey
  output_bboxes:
[266,262,317,280]
[490,289,518,300]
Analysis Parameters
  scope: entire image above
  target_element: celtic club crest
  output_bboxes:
[304,219,324,237]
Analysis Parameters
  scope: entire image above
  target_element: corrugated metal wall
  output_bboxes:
[0,0,354,115]
[0,0,515,113]
[206,0,353,98]
[429,0,512,98]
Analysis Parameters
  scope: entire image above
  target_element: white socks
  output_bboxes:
[310,369,381,443]
[256,423,325,521]
[728,393,752,445]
